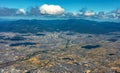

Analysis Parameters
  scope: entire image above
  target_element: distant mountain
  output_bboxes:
[0,18,16,22]
[0,19,120,34]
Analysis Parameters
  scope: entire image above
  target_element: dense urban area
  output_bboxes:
[0,31,120,73]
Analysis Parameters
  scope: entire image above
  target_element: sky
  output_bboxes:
[0,0,120,12]
[0,0,120,21]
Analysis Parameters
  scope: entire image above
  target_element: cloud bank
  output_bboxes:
[0,4,120,21]
[16,9,26,15]
[39,4,64,15]
[0,7,17,16]
[28,6,40,16]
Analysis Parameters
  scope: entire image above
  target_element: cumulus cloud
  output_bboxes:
[112,9,120,14]
[98,11,105,16]
[84,11,95,16]
[0,7,17,16]
[79,8,95,17]
[96,11,108,19]
[101,9,120,20]
[0,6,120,21]
[28,6,40,15]
[39,4,64,15]
[16,9,26,15]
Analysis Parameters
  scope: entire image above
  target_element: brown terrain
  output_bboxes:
[0,32,120,73]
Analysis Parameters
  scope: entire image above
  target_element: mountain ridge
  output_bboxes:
[0,19,120,34]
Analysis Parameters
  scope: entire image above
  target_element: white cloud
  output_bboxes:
[16,9,26,14]
[72,12,78,16]
[84,11,95,16]
[39,4,64,15]
[0,7,17,16]
[114,9,120,14]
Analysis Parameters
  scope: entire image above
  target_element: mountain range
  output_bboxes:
[0,19,120,34]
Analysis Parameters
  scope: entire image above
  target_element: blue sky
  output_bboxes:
[0,0,120,21]
[0,0,120,12]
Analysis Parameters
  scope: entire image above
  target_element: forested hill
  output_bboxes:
[0,19,120,34]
